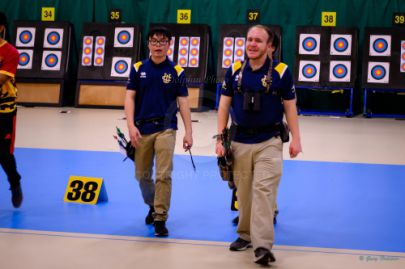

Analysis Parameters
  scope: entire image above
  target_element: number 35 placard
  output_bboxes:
[64,176,108,204]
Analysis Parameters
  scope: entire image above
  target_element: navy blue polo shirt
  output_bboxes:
[127,57,188,134]
[221,58,296,144]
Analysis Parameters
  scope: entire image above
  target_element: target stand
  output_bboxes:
[294,26,358,117]
[75,23,141,108]
[362,28,405,118]
[14,21,72,106]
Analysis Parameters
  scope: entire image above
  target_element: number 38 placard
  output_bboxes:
[64,176,108,204]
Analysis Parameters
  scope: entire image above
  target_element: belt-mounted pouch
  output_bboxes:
[243,91,261,112]
[277,121,290,143]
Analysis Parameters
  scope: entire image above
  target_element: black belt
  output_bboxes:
[135,117,165,126]
[0,97,16,103]
[0,103,16,110]
[232,123,280,135]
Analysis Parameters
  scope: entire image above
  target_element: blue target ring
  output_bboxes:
[332,64,348,78]
[47,31,61,45]
[302,37,317,52]
[373,38,388,53]
[302,64,317,78]
[334,38,349,52]
[19,52,30,66]
[371,65,386,80]
[117,31,130,45]
[115,60,128,74]
[45,54,59,68]
[19,30,33,44]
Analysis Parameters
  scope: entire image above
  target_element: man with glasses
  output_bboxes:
[125,27,193,237]
[0,12,23,208]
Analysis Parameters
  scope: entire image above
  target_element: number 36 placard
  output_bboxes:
[64,176,108,204]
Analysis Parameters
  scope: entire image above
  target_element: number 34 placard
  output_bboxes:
[64,176,108,204]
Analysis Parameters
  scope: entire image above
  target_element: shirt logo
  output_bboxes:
[162,73,172,84]
[140,72,147,78]
[221,80,227,90]
[261,75,269,88]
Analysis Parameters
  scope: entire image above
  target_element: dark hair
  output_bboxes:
[147,27,172,41]
[272,33,279,52]
[247,24,275,45]
[0,12,7,27]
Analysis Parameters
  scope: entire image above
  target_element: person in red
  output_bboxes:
[0,12,23,208]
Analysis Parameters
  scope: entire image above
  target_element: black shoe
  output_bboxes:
[145,206,154,225]
[154,221,168,237]
[10,185,23,208]
[254,247,276,265]
[232,216,239,225]
[229,237,252,251]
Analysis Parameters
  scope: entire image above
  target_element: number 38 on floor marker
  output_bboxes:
[64,176,108,204]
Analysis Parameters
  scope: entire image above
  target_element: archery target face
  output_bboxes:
[114,27,134,48]
[299,34,320,55]
[81,36,93,66]
[298,60,320,82]
[369,35,391,57]
[330,34,352,56]
[16,27,36,47]
[17,49,33,69]
[401,41,405,73]
[111,57,131,77]
[43,28,64,49]
[94,36,106,66]
[41,51,62,71]
[222,37,234,68]
[234,37,245,63]
[329,61,351,82]
[178,36,190,67]
[167,37,175,61]
[367,62,390,84]
[188,37,200,68]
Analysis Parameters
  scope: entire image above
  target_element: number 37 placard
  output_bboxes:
[64,176,108,204]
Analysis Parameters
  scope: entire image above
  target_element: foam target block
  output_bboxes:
[362,27,405,89]
[216,24,282,82]
[77,23,141,81]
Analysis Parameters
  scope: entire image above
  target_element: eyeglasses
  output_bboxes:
[148,39,169,46]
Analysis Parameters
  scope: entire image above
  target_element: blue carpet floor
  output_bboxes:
[0,148,404,252]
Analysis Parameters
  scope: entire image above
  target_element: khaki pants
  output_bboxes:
[134,129,176,221]
[232,137,283,251]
